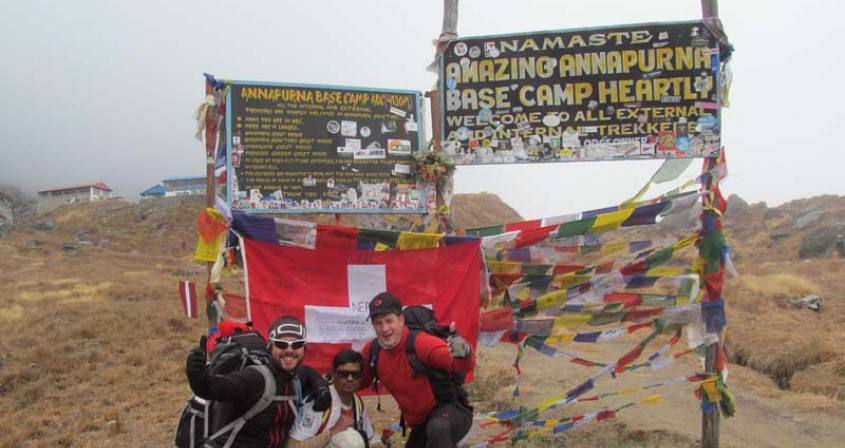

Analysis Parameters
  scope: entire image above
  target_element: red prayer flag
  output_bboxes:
[480,308,514,331]
[603,292,643,308]
[627,321,654,333]
[554,264,585,275]
[504,219,542,233]
[178,280,198,319]
[615,345,644,372]
[622,308,664,322]
[315,224,360,250]
[514,225,557,248]
[701,270,724,300]
[242,239,481,373]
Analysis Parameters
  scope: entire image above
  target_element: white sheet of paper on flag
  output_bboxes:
[179,280,199,319]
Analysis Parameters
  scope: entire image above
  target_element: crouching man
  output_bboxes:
[288,349,380,447]
[361,292,475,448]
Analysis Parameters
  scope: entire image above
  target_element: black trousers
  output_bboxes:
[405,402,473,448]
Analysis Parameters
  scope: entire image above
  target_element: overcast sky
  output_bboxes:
[1,0,842,220]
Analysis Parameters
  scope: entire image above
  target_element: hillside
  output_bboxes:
[0,194,844,447]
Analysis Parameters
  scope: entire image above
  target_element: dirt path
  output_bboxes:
[475,339,845,447]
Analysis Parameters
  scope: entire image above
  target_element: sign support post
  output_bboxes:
[701,2,721,448]
[432,0,458,230]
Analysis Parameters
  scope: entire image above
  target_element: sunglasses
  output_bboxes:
[334,370,363,380]
[272,339,306,350]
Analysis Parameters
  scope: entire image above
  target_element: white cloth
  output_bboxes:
[289,385,376,444]
[327,428,365,448]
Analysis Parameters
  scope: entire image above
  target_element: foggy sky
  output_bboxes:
[1,0,843,220]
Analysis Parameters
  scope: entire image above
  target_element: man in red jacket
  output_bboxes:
[361,292,475,448]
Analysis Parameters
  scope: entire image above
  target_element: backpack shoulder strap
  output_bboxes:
[405,330,447,380]
[367,338,382,411]
[205,364,277,448]
[367,338,380,372]
[315,401,333,435]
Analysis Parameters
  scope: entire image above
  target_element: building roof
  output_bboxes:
[38,182,112,194]
[162,176,206,183]
[140,184,165,196]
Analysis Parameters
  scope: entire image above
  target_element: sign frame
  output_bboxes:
[225,79,428,214]
[439,20,722,166]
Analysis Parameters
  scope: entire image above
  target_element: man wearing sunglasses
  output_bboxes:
[186,315,330,448]
[288,349,378,448]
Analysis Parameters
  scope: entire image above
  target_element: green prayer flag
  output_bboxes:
[554,217,597,238]
[466,224,505,237]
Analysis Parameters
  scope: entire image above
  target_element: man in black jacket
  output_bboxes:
[186,316,330,448]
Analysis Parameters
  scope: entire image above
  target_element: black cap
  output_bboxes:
[368,292,403,319]
[268,315,306,341]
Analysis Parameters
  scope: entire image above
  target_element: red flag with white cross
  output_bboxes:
[241,239,481,373]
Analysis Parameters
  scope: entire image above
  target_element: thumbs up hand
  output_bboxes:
[446,322,471,359]
[186,335,208,381]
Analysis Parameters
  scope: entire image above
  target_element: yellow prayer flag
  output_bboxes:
[547,333,575,343]
[673,234,698,251]
[375,242,391,251]
[514,286,532,301]
[397,231,444,249]
[601,242,628,256]
[487,261,523,274]
[536,290,567,310]
[646,266,685,277]
[618,387,640,396]
[537,393,566,412]
[592,208,636,232]
[554,313,592,327]
[701,380,722,402]
[553,274,592,289]
[640,395,663,405]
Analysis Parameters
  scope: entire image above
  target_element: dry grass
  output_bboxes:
[791,359,845,401]
[732,274,820,300]
[724,263,845,390]
[2,195,845,446]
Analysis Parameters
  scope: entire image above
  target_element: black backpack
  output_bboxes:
[175,332,302,448]
[367,306,470,410]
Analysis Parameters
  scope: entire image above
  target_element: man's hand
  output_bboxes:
[299,366,332,411]
[446,322,472,359]
[186,335,208,381]
[330,412,354,436]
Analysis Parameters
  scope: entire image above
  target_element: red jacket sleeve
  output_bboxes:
[413,332,476,374]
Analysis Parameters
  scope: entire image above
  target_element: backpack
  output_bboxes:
[175,332,303,448]
[367,306,470,411]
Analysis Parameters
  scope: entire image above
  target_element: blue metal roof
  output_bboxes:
[140,184,165,196]
[162,176,206,183]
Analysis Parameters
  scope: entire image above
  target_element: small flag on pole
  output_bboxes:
[179,280,198,318]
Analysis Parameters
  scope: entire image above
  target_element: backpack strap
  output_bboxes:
[367,338,382,411]
[315,403,333,435]
[185,397,209,448]
[405,331,448,381]
[404,330,465,405]
[204,364,277,448]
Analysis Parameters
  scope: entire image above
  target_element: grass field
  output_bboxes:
[1,195,844,447]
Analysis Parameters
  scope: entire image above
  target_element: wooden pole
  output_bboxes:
[702,343,720,448]
[441,0,459,37]
[701,0,718,18]
[432,0,459,230]
[203,80,218,313]
[204,81,216,209]
[701,3,721,447]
